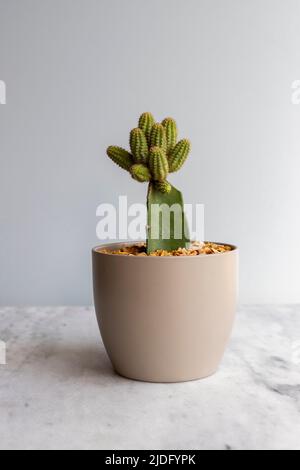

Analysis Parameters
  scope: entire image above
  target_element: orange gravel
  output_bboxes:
[99,242,233,257]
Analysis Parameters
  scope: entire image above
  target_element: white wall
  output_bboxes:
[1,0,300,305]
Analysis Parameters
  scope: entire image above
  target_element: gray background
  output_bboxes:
[0,0,300,305]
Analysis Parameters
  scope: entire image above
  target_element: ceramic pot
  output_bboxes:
[92,242,238,383]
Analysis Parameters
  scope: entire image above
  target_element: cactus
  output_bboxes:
[149,147,169,181]
[139,112,155,144]
[105,113,191,253]
[131,164,151,182]
[155,181,172,194]
[106,146,133,172]
[150,123,167,152]
[130,128,149,164]
[162,117,178,153]
[147,183,190,254]
[168,139,191,173]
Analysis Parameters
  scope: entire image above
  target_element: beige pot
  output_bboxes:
[92,242,238,383]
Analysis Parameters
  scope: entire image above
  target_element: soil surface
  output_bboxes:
[99,241,233,257]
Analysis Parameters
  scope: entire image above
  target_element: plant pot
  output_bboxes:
[92,242,238,383]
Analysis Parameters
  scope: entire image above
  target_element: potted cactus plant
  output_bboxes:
[93,113,238,383]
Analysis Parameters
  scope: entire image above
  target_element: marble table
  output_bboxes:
[0,305,299,450]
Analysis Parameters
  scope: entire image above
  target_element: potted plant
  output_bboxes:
[93,113,238,382]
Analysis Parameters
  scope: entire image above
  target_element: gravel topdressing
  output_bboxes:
[99,241,233,257]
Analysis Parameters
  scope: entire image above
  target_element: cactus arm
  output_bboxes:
[168,139,191,173]
[149,147,169,181]
[147,183,190,254]
[106,146,133,172]
[150,123,167,152]
[138,112,155,145]
[162,117,178,153]
[130,128,149,164]
[130,164,151,182]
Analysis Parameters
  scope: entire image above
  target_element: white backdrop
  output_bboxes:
[1,0,300,304]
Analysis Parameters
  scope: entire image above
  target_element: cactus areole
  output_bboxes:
[106,113,191,254]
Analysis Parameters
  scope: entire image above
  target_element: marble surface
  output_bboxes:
[0,305,299,450]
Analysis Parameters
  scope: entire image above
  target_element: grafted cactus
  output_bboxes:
[149,147,169,181]
[130,128,148,164]
[169,139,191,173]
[106,112,191,253]
[150,123,167,152]
[131,164,151,182]
[162,117,178,153]
[139,112,155,144]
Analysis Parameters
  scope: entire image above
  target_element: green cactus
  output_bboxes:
[150,123,167,152]
[106,146,133,172]
[138,112,155,144]
[155,181,172,194]
[105,113,191,253]
[130,128,149,164]
[162,117,178,153]
[168,139,191,173]
[147,183,190,254]
[149,147,169,181]
[131,164,151,182]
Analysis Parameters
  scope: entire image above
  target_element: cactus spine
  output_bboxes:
[106,146,133,171]
[131,164,151,182]
[168,139,191,173]
[138,112,155,144]
[149,147,169,181]
[162,117,178,153]
[130,128,149,164]
[150,123,167,152]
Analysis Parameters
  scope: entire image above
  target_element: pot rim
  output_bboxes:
[92,241,238,259]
